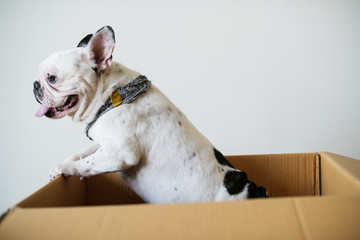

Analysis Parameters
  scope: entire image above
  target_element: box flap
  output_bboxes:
[292,194,360,240]
[16,173,145,208]
[1,195,359,240]
[16,175,87,208]
[320,152,360,195]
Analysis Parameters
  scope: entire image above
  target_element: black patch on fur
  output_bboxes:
[224,171,248,195]
[77,34,93,48]
[257,186,268,198]
[214,148,235,169]
[247,182,258,198]
[247,182,268,198]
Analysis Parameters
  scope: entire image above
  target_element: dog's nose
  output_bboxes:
[33,81,41,90]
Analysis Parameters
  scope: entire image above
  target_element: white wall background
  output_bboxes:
[0,0,359,214]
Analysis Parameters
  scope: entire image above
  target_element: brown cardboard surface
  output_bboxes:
[293,195,360,240]
[1,152,359,240]
[86,172,145,205]
[16,175,87,208]
[16,173,145,208]
[227,153,319,197]
[321,152,360,195]
[1,195,359,240]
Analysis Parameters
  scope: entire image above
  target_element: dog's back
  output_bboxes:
[109,81,267,203]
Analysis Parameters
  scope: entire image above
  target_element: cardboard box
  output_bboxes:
[1,152,359,239]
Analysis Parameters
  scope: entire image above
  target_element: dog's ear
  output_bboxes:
[81,26,115,72]
[77,34,93,48]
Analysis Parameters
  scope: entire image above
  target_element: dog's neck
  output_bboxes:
[70,62,141,123]
[84,75,151,140]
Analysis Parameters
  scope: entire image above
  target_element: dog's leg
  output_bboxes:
[64,144,100,162]
[50,140,140,180]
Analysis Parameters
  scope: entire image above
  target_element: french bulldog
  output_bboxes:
[33,26,267,203]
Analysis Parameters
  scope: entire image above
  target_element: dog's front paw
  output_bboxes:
[49,166,62,181]
[49,162,75,181]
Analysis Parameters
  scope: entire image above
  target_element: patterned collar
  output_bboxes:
[85,75,151,140]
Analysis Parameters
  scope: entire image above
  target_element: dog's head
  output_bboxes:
[33,26,115,120]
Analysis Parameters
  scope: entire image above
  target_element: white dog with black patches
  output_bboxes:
[33,26,267,203]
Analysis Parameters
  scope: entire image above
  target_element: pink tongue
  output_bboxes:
[35,105,50,118]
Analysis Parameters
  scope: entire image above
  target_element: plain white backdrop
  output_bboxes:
[0,0,359,214]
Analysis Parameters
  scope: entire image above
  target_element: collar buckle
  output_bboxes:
[110,90,123,107]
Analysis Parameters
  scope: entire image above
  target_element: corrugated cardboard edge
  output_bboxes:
[0,207,18,225]
[315,153,321,195]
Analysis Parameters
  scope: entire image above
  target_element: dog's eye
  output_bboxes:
[47,74,57,84]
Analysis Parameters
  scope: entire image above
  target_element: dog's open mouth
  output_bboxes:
[35,95,79,118]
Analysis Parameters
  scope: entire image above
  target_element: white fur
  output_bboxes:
[37,27,255,203]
